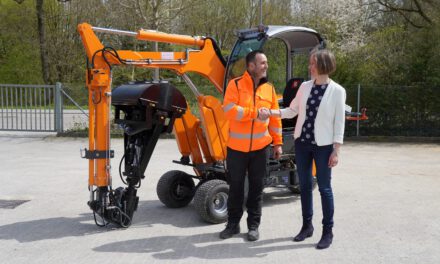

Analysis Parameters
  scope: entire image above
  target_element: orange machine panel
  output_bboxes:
[173,109,204,165]
[198,96,229,161]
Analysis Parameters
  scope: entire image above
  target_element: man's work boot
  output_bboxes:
[219,223,240,239]
[247,228,259,241]
[293,221,314,242]
[316,227,333,249]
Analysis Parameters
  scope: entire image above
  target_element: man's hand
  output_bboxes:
[258,107,271,120]
[273,145,282,159]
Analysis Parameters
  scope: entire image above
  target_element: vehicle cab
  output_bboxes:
[225,25,324,111]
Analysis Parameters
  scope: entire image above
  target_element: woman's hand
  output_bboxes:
[258,108,281,120]
[328,150,339,168]
[258,107,271,120]
[328,143,341,168]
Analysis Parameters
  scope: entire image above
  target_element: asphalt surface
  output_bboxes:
[0,134,439,264]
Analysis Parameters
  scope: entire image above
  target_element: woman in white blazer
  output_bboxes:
[260,49,346,249]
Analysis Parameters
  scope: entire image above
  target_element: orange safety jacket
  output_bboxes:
[223,71,282,152]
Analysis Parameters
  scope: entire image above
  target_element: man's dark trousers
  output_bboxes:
[226,146,268,229]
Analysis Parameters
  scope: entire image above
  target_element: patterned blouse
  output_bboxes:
[298,83,328,145]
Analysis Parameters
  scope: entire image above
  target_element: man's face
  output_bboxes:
[248,53,268,80]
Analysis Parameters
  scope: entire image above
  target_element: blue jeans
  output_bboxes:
[295,140,334,228]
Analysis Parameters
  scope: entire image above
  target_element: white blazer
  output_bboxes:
[280,79,346,146]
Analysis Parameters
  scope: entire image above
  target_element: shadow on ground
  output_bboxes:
[93,233,315,259]
[0,213,102,243]
[0,189,299,243]
[0,199,200,243]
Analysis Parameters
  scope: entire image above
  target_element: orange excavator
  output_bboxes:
[78,23,366,227]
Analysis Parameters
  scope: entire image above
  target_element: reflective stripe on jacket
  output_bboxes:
[223,71,282,152]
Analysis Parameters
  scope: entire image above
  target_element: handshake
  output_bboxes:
[257,107,273,121]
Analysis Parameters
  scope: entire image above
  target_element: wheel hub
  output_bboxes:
[212,192,228,214]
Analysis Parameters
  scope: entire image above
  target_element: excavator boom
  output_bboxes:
[78,23,226,93]
[78,23,228,227]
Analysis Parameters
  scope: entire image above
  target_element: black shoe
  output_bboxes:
[247,229,259,241]
[219,223,240,239]
[293,221,314,242]
[316,227,333,249]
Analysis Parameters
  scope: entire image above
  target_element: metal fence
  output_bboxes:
[344,84,440,137]
[0,83,63,132]
[59,84,89,131]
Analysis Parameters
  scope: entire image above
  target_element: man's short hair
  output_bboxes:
[311,48,336,75]
[246,50,265,67]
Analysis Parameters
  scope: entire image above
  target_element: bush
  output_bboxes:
[344,84,440,137]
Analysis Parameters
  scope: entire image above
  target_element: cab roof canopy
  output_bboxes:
[266,25,324,53]
[237,25,324,53]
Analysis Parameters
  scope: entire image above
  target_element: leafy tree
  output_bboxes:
[373,0,439,28]
[0,0,42,84]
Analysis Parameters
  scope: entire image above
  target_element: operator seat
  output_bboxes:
[281,77,304,129]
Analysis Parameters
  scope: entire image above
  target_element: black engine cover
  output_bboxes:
[112,81,187,112]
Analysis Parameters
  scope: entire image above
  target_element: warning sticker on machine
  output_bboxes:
[161,52,174,60]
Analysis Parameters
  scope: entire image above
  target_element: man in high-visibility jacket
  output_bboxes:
[220,50,283,241]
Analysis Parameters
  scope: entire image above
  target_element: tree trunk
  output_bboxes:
[36,0,50,84]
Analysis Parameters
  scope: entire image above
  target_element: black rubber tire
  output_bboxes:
[193,179,229,224]
[156,170,195,208]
